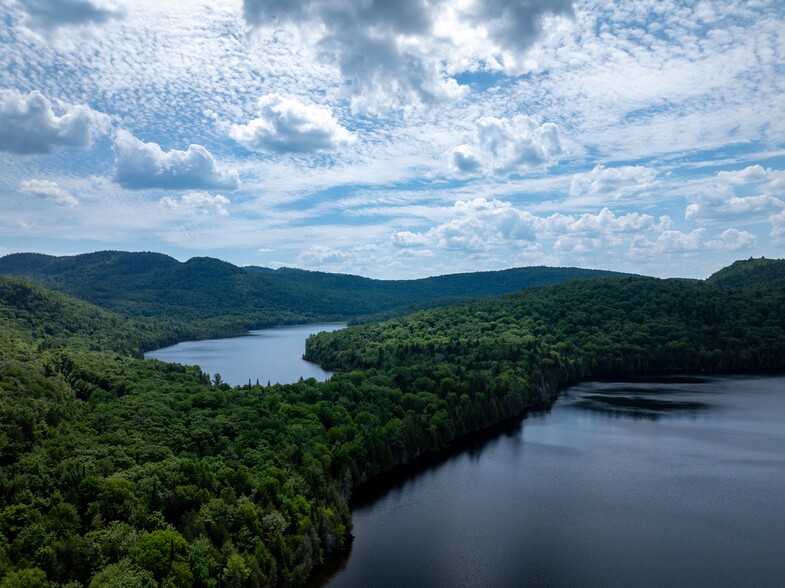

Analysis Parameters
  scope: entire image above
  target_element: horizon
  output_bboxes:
[1,247,766,282]
[2,1,784,280]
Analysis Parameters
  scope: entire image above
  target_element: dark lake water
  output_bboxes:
[144,323,345,386]
[318,375,785,588]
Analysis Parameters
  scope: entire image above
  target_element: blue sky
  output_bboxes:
[1,0,784,279]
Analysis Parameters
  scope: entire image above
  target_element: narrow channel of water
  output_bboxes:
[318,375,785,587]
[144,323,345,386]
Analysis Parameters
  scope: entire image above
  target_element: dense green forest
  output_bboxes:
[0,251,631,331]
[1,258,785,586]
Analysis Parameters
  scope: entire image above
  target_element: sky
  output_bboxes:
[1,0,784,280]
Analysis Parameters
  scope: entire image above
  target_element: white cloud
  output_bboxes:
[545,208,672,236]
[630,227,755,259]
[19,179,78,206]
[230,93,354,154]
[685,165,785,221]
[707,228,756,251]
[390,230,430,248]
[450,115,563,177]
[0,89,110,154]
[569,164,659,200]
[390,198,539,252]
[159,191,230,216]
[112,130,239,191]
[296,244,347,266]
[770,211,785,247]
[15,0,122,31]
[448,144,483,176]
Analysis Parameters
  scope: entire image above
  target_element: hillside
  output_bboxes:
[2,259,785,587]
[0,251,633,327]
[707,257,785,290]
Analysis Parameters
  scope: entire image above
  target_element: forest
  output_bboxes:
[1,257,784,587]
[0,251,631,329]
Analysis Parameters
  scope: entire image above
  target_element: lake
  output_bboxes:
[144,323,345,386]
[317,375,785,587]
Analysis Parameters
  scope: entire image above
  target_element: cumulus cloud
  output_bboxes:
[230,93,354,154]
[16,0,122,31]
[450,115,563,176]
[112,130,239,191]
[0,89,110,154]
[569,164,659,200]
[297,244,347,265]
[770,211,785,247]
[242,0,573,110]
[448,145,483,176]
[390,230,430,248]
[159,191,230,216]
[630,227,755,259]
[547,208,673,256]
[685,165,785,221]
[545,207,672,236]
[391,198,539,253]
[707,228,756,251]
[19,179,78,206]
[391,199,679,263]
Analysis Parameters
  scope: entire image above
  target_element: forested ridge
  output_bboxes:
[0,251,632,330]
[2,258,785,586]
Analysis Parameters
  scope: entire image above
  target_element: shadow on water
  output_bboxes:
[573,395,709,420]
[350,406,554,508]
[306,404,554,587]
[567,376,715,420]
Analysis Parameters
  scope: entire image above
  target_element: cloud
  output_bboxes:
[448,144,483,176]
[159,191,230,216]
[242,0,574,110]
[468,0,574,55]
[19,179,78,205]
[15,0,122,31]
[450,115,563,176]
[707,228,756,251]
[685,165,785,221]
[230,93,354,154]
[390,230,431,248]
[112,130,239,191]
[296,244,347,265]
[770,211,785,247]
[391,198,539,252]
[569,164,659,200]
[392,200,682,264]
[0,89,110,154]
[545,207,671,236]
[630,227,755,259]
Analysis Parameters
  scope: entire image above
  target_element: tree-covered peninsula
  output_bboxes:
[2,258,785,586]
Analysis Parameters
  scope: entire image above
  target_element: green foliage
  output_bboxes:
[0,251,632,330]
[706,257,785,290]
[2,258,785,586]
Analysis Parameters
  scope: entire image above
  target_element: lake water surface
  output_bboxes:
[144,323,345,386]
[318,375,785,587]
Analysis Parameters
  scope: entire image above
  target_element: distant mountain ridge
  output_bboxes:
[0,251,635,327]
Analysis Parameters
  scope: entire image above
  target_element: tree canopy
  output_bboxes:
[1,257,784,586]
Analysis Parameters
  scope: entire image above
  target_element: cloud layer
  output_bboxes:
[16,0,122,31]
[242,0,574,110]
